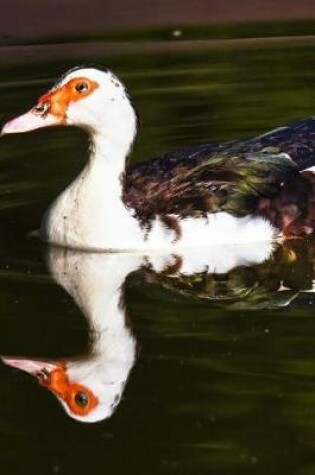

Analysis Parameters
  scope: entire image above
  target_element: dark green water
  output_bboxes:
[0,36,315,474]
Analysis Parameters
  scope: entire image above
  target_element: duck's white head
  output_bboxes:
[2,355,130,423]
[2,66,139,158]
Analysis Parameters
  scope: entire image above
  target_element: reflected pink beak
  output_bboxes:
[1,356,63,381]
[2,356,100,421]
[1,108,61,135]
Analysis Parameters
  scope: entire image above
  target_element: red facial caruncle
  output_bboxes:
[38,363,99,417]
[1,77,99,134]
[35,77,99,124]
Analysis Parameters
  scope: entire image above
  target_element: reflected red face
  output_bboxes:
[38,364,99,417]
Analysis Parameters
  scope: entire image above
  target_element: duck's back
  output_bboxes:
[123,118,315,239]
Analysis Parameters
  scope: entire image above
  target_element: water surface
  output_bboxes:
[0,36,314,474]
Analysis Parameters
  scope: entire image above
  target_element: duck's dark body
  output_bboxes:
[124,118,315,237]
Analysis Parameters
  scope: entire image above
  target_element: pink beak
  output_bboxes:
[1,108,60,135]
[1,356,63,380]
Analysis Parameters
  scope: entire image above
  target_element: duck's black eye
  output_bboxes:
[74,391,89,407]
[75,82,88,93]
[33,102,50,115]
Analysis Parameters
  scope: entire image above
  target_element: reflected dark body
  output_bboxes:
[145,239,315,308]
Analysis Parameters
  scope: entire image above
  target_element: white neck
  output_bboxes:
[86,132,127,204]
[80,136,137,248]
[44,123,140,249]
[89,120,134,167]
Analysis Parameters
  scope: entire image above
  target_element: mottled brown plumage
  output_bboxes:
[123,118,315,236]
[261,171,315,238]
[123,146,297,226]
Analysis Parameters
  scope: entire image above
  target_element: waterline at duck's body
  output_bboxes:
[41,157,275,251]
[2,66,315,250]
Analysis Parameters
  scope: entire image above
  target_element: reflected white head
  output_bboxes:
[2,351,134,423]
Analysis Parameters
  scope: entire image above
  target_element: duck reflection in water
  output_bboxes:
[1,238,315,423]
[4,249,142,423]
[147,239,315,309]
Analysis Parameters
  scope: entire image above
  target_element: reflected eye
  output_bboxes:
[75,82,89,93]
[74,391,89,407]
[33,102,50,115]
